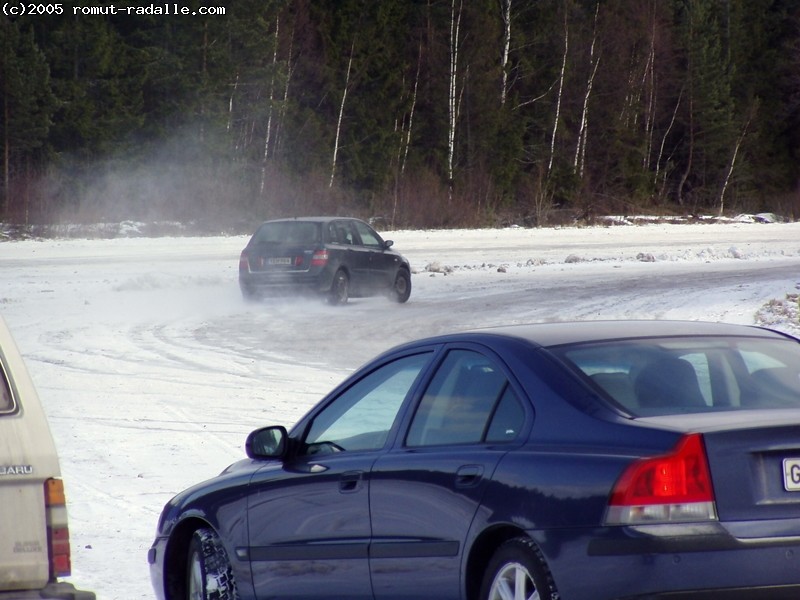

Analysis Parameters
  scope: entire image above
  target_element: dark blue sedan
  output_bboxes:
[148,320,800,600]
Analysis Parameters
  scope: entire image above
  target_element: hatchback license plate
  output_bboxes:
[268,257,292,266]
[783,459,800,491]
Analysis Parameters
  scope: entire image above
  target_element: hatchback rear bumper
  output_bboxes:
[239,270,332,296]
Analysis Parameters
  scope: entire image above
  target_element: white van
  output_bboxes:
[0,317,94,599]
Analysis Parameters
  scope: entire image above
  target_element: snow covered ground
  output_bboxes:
[1,220,799,599]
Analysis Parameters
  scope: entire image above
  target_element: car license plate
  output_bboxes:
[267,257,292,266]
[783,458,800,491]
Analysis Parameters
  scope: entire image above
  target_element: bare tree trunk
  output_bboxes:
[260,14,281,196]
[643,1,657,170]
[199,22,209,143]
[677,92,693,206]
[654,87,682,189]
[330,40,355,189]
[718,103,755,215]
[2,90,9,217]
[392,42,422,229]
[24,156,30,225]
[447,0,463,191]
[574,2,600,177]
[500,0,512,106]
[677,21,694,209]
[402,41,422,175]
[273,20,295,158]
[227,72,238,134]
[548,5,568,175]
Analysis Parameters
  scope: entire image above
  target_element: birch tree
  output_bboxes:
[718,100,756,215]
[548,5,568,175]
[330,40,355,188]
[400,42,422,175]
[573,2,600,178]
[499,0,512,106]
[447,0,463,188]
[259,13,281,196]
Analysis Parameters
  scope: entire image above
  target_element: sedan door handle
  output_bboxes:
[339,470,364,493]
[455,465,484,488]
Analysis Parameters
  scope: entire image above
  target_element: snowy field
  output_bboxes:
[1,220,800,599]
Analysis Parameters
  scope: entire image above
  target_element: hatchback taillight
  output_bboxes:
[605,433,717,525]
[45,478,71,578]
[311,249,329,266]
[239,251,250,272]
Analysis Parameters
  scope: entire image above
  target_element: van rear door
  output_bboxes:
[0,322,62,592]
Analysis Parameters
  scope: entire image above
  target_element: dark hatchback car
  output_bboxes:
[149,320,800,600]
[238,217,411,304]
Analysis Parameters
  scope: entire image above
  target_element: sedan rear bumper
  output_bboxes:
[539,523,800,600]
[618,585,800,600]
[587,521,800,555]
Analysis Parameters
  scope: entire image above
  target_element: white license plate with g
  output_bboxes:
[268,257,292,266]
[783,458,800,491]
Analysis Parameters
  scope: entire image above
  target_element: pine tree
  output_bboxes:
[0,18,56,218]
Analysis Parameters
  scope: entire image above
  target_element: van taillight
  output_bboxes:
[311,249,329,266]
[605,433,717,524]
[45,478,71,578]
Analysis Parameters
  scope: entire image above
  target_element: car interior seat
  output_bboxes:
[635,357,707,409]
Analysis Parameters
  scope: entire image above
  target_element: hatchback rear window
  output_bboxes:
[252,222,320,245]
[553,336,800,416]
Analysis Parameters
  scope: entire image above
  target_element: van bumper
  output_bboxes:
[0,581,96,599]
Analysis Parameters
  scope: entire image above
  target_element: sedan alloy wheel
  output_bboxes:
[481,537,556,600]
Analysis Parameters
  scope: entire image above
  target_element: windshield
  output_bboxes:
[553,336,800,416]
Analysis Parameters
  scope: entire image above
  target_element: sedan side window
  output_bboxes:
[406,349,523,446]
[304,353,431,455]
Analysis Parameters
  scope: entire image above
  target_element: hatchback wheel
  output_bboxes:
[240,284,260,302]
[390,269,411,303]
[186,528,238,600]
[328,270,349,305]
[480,537,558,600]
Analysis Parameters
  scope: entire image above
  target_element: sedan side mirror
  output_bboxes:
[383,240,394,249]
[246,425,288,459]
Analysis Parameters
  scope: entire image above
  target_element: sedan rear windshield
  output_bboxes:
[553,336,800,416]
[251,221,321,245]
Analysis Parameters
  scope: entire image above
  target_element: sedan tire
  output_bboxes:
[186,528,238,600]
[390,269,411,303]
[480,537,558,600]
[327,270,349,305]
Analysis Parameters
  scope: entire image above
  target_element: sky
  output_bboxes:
[1,219,799,599]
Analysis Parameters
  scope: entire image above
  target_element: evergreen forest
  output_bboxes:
[2,0,800,230]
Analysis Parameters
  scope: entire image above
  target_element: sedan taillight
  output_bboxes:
[239,251,250,272]
[605,433,717,525]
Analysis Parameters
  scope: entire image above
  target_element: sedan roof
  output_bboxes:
[409,320,792,350]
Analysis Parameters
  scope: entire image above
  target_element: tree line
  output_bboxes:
[2,0,799,230]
